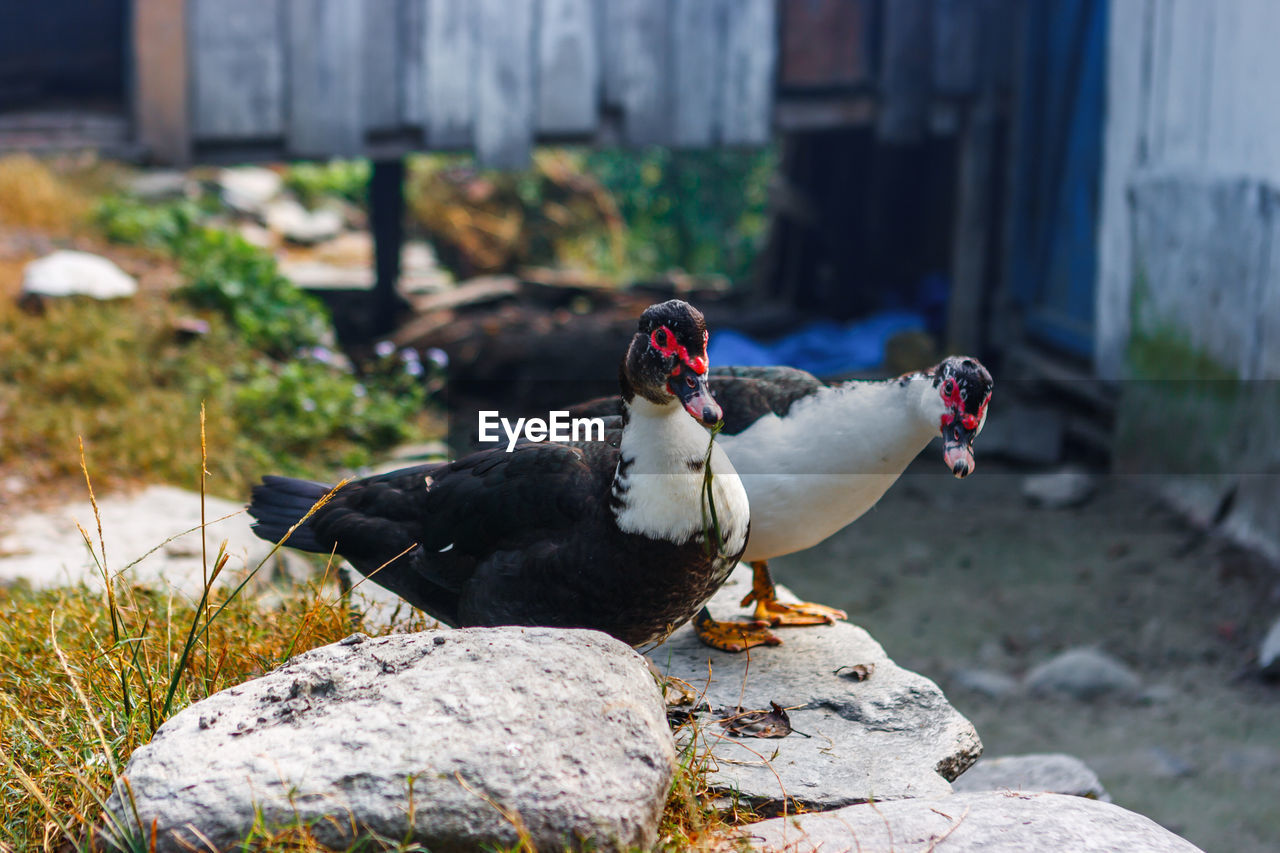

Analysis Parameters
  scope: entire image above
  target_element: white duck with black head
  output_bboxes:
[566,354,994,650]
[247,299,750,648]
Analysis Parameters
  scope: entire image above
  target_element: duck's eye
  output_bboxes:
[684,373,697,388]
[944,380,955,395]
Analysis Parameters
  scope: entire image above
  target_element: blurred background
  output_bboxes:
[1,2,1278,850]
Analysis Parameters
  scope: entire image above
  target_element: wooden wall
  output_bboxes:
[1097,0,1280,380]
[174,0,776,166]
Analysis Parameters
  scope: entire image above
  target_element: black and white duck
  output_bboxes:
[570,356,993,650]
[247,300,749,648]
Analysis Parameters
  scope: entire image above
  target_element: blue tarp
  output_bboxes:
[708,310,926,377]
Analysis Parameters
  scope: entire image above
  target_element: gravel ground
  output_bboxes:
[770,457,1280,853]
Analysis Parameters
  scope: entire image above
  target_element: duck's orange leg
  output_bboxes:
[739,561,848,626]
[694,606,782,652]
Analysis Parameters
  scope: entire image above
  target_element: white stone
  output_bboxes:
[263,199,344,245]
[22,250,137,300]
[218,166,282,215]
[128,170,193,201]
[104,628,674,853]
[646,566,982,812]
[1025,646,1142,700]
[952,753,1111,801]
[743,791,1205,852]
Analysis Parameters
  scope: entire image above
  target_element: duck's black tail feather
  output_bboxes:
[248,476,332,553]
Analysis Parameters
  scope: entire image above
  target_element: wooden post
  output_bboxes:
[132,0,190,164]
[371,159,407,338]
[947,99,998,355]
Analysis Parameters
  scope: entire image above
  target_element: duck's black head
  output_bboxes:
[932,356,994,478]
[622,300,722,425]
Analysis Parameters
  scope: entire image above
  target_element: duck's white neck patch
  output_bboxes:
[611,397,749,552]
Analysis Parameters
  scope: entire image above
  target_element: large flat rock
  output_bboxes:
[0,485,302,598]
[105,628,674,852]
[646,567,981,812]
[742,791,1205,852]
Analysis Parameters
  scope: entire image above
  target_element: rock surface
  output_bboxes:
[646,567,982,812]
[22,250,137,299]
[952,753,1111,801]
[1025,647,1142,700]
[105,628,674,853]
[742,791,1205,852]
[1023,467,1099,509]
[0,485,302,597]
[951,667,1021,698]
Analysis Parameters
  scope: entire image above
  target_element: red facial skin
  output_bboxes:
[650,326,709,376]
[938,380,990,434]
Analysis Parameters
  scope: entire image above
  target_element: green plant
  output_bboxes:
[284,159,371,209]
[176,226,332,356]
[232,349,429,469]
[583,147,776,282]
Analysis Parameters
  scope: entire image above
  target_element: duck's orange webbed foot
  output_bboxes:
[739,561,848,627]
[694,607,782,652]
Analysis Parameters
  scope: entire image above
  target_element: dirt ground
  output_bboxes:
[770,456,1280,853]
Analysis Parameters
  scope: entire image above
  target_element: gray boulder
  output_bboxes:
[952,753,1111,801]
[104,628,674,852]
[742,791,1205,852]
[1259,616,1280,675]
[646,567,981,812]
[1023,467,1099,508]
[22,250,137,300]
[1025,647,1142,700]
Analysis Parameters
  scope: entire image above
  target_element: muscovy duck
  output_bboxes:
[248,300,750,648]
[569,356,993,650]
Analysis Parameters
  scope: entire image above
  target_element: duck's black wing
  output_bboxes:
[249,442,602,624]
[565,365,826,436]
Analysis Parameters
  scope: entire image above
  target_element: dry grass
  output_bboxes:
[0,154,97,235]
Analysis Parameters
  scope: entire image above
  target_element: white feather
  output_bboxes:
[612,397,749,554]
[721,378,944,561]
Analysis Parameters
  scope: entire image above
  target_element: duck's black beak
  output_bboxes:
[670,365,722,426]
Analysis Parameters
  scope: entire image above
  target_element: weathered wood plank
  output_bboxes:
[400,0,426,127]
[779,0,872,89]
[424,0,477,148]
[133,0,189,163]
[615,0,672,146]
[537,0,600,136]
[932,0,978,96]
[672,0,722,147]
[286,0,364,157]
[878,0,932,143]
[363,1,402,132]
[190,0,284,139]
[475,0,536,167]
[947,101,998,354]
[720,0,776,145]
